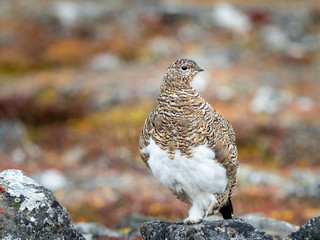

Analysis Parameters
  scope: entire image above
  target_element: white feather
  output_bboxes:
[142,137,228,221]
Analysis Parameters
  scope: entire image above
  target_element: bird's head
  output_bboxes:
[162,59,205,89]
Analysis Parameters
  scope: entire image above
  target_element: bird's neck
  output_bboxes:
[159,80,194,93]
[157,84,199,106]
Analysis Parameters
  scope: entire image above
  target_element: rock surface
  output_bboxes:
[1,169,319,240]
[242,213,299,239]
[74,215,154,240]
[74,222,122,240]
[0,169,85,240]
[287,216,320,240]
[140,218,274,240]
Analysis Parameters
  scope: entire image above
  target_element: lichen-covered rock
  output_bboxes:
[115,213,160,240]
[0,169,85,240]
[73,214,155,240]
[74,222,123,239]
[140,218,274,240]
[242,213,299,238]
[286,216,320,240]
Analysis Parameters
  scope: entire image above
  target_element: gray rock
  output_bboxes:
[242,213,299,239]
[33,169,68,191]
[52,1,111,27]
[0,120,26,153]
[62,146,88,166]
[0,120,41,163]
[238,164,289,187]
[116,213,159,231]
[73,214,156,240]
[259,6,319,57]
[239,164,320,201]
[87,53,120,71]
[212,2,251,34]
[0,169,85,240]
[74,222,122,240]
[306,174,320,201]
[260,24,290,51]
[250,86,283,114]
[115,213,160,239]
[140,218,274,240]
[284,169,320,200]
[287,216,320,240]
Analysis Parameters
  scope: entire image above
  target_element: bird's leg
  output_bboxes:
[184,203,204,224]
[184,192,218,223]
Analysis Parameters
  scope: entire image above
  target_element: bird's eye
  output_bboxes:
[181,66,188,70]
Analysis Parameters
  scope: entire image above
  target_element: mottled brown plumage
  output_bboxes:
[139,59,238,222]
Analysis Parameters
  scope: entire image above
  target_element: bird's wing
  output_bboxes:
[206,108,239,198]
[139,110,157,168]
[211,116,238,171]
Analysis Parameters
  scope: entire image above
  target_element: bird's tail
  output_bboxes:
[219,197,233,219]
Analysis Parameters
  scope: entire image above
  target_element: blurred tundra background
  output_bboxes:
[0,0,319,227]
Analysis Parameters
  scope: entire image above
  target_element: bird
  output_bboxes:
[139,58,238,223]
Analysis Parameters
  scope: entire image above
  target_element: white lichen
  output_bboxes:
[2,234,21,240]
[0,169,46,212]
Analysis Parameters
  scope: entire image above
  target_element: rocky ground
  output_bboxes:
[0,0,319,236]
[1,169,319,240]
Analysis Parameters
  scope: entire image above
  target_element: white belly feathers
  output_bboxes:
[141,138,228,198]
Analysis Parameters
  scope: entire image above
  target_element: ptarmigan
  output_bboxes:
[139,58,239,223]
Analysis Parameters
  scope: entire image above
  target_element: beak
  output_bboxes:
[197,66,205,72]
